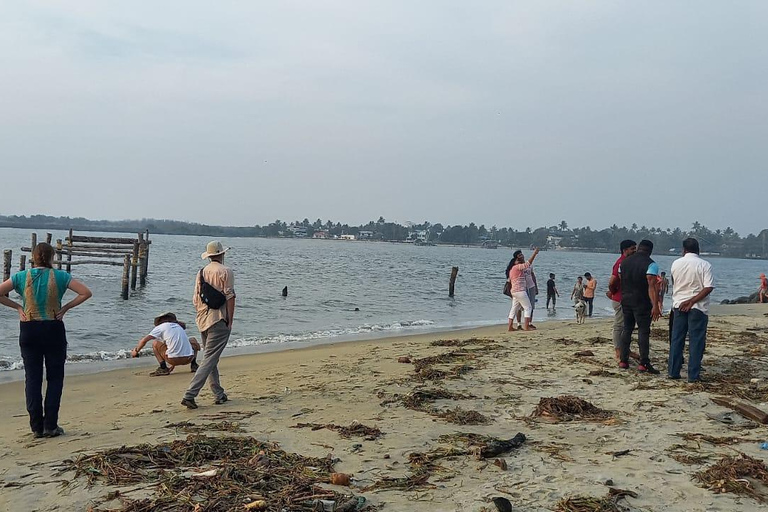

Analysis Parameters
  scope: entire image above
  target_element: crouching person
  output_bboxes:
[131,312,200,376]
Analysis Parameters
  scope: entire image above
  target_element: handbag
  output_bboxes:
[503,281,512,297]
[198,270,227,309]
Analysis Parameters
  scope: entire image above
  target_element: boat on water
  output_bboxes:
[481,240,498,249]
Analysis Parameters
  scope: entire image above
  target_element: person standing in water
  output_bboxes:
[571,276,584,304]
[546,273,559,310]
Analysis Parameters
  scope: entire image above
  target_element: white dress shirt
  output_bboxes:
[670,253,715,315]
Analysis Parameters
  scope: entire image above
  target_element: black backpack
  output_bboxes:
[198,269,227,309]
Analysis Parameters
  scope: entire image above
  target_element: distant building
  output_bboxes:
[358,230,375,240]
[313,230,329,239]
[406,230,428,243]
[547,235,563,249]
[287,225,308,237]
[340,234,356,240]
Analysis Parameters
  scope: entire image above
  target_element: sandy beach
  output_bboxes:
[1,305,768,511]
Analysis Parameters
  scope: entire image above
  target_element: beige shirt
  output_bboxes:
[193,261,236,333]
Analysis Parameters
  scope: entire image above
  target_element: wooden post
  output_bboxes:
[45,233,52,244]
[19,255,26,271]
[142,230,150,283]
[66,229,73,273]
[138,242,147,287]
[55,240,63,270]
[2,250,11,282]
[449,266,459,297]
[130,240,139,290]
[121,255,130,300]
[31,233,37,252]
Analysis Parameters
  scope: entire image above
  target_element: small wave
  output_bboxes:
[230,319,436,348]
[0,322,437,371]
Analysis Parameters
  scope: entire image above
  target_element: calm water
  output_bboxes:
[0,227,765,371]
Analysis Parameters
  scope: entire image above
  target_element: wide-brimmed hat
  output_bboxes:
[201,241,230,260]
[154,312,177,325]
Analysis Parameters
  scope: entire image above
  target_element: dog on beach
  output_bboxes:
[575,300,587,324]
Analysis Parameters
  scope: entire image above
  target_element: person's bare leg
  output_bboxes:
[152,341,165,365]
[508,318,515,332]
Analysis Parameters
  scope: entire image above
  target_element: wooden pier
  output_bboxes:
[3,229,152,300]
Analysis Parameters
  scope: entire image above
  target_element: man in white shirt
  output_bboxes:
[131,312,200,376]
[669,238,714,383]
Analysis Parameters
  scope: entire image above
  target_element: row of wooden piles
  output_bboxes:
[2,229,151,299]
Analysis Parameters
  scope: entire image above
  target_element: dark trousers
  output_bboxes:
[584,297,594,317]
[546,292,556,308]
[669,308,708,381]
[620,304,651,366]
[19,321,67,434]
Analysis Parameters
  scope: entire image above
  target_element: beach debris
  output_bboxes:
[397,356,411,363]
[531,396,613,423]
[695,453,768,501]
[554,488,637,512]
[330,473,352,486]
[606,449,632,459]
[554,338,580,346]
[585,336,611,345]
[491,496,513,512]
[675,432,760,446]
[531,442,574,462]
[164,420,244,433]
[292,422,383,440]
[383,388,490,424]
[574,350,595,357]
[367,432,526,493]
[430,337,496,347]
[493,458,508,470]
[62,434,369,511]
[711,396,768,424]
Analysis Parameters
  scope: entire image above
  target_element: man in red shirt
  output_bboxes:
[607,240,636,360]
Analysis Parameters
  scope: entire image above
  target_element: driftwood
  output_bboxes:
[711,396,768,424]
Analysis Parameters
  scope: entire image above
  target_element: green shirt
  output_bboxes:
[11,268,72,321]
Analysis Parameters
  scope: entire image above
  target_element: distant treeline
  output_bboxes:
[1,214,766,258]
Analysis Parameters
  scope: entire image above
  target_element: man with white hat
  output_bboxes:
[181,241,236,409]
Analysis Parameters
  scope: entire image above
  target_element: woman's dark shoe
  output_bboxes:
[214,394,228,405]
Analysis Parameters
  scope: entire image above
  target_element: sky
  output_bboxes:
[1,1,766,234]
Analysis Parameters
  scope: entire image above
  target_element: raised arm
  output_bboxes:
[527,247,540,265]
[55,279,92,320]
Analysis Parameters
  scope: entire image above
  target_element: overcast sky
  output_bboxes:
[1,2,766,234]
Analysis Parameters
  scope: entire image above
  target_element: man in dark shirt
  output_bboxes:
[618,239,662,373]
[546,273,559,310]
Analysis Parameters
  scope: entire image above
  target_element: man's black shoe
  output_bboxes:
[181,398,198,409]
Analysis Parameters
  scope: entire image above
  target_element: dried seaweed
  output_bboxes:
[531,396,613,423]
[531,442,574,462]
[676,433,758,446]
[555,488,637,512]
[63,435,365,511]
[292,422,383,440]
[695,453,768,501]
[164,421,244,434]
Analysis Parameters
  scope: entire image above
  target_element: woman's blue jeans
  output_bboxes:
[668,308,708,382]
